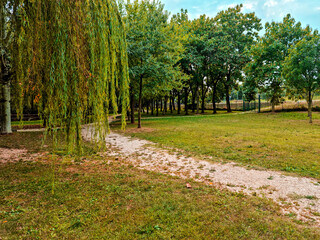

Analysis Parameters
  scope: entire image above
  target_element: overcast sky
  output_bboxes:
[160,0,319,31]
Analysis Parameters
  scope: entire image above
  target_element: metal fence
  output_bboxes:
[206,99,320,112]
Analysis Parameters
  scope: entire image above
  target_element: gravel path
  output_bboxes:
[82,125,320,225]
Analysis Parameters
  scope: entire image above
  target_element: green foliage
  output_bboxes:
[283,34,320,100]
[244,14,309,107]
[123,0,185,126]
[9,0,129,153]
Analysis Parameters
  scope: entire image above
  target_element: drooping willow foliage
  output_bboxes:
[13,0,129,153]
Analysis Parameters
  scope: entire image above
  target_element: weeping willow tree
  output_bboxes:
[8,0,129,152]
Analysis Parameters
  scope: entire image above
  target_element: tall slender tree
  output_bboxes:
[283,33,320,123]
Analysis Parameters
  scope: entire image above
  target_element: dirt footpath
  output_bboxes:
[82,125,320,225]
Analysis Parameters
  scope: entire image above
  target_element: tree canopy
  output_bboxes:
[1,0,130,152]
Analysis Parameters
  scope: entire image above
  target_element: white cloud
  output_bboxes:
[264,0,278,8]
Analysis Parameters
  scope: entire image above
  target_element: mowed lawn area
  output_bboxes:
[116,112,320,179]
[1,132,320,239]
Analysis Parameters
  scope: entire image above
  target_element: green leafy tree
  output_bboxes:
[2,0,129,152]
[283,33,320,123]
[244,14,309,111]
[214,4,262,112]
[124,0,183,128]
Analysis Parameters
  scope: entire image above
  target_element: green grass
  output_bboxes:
[137,109,229,119]
[11,120,43,126]
[1,132,320,239]
[114,112,320,179]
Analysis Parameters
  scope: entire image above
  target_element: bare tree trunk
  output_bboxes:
[0,79,12,134]
[308,91,313,123]
[170,91,173,113]
[156,100,159,116]
[177,90,181,114]
[151,100,154,115]
[225,73,232,113]
[191,90,196,113]
[184,87,189,115]
[271,102,275,113]
[164,96,168,115]
[138,76,143,128]
[196,90,200,114]
[225,83,231,113]
[212,83,217,114]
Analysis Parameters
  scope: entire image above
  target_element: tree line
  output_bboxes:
[121,1,319,126]
[0,0,319,144]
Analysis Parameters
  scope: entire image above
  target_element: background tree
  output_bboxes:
[283,33,320,123]
[244,14,309,112]
[124,0,184,128]
[214,4,262,112]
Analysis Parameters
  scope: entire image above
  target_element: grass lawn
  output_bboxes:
[137,109,230,118]
[1,132,320,239]
[114,112,320,179]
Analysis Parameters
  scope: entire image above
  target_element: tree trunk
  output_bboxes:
[172,91,176,111]
[196,90,200,114]
[184,87,189,115]
[201,79,205,114]
[308,91,313,123]
[151,100,154,115]
[138,76,143,128]
[271,102,275,113]
[156,100,159,116]
[177,91,181,114]
[0,80,12,134]
[212,83,217,114]
[127,110,131,121]
[191,90,196,113]
[170,92,173,113]
[130,91,135,124]
[164,96,168,115]
[201,94,205,114]
[160,98,163,112]
[225,83,231,113]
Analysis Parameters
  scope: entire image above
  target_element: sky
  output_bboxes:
[160,0,320,31]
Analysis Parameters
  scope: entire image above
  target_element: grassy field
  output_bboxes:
[114,112,320,179]
[1,132,320,239]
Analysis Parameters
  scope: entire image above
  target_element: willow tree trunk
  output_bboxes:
[308,91,313,123]
[138,76,143,128]
[0,80,12,134]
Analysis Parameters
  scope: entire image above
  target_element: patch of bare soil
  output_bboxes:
[82,125,320,226]
[0,148,39,163]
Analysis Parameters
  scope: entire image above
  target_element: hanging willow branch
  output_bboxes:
[12,0,129,153]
